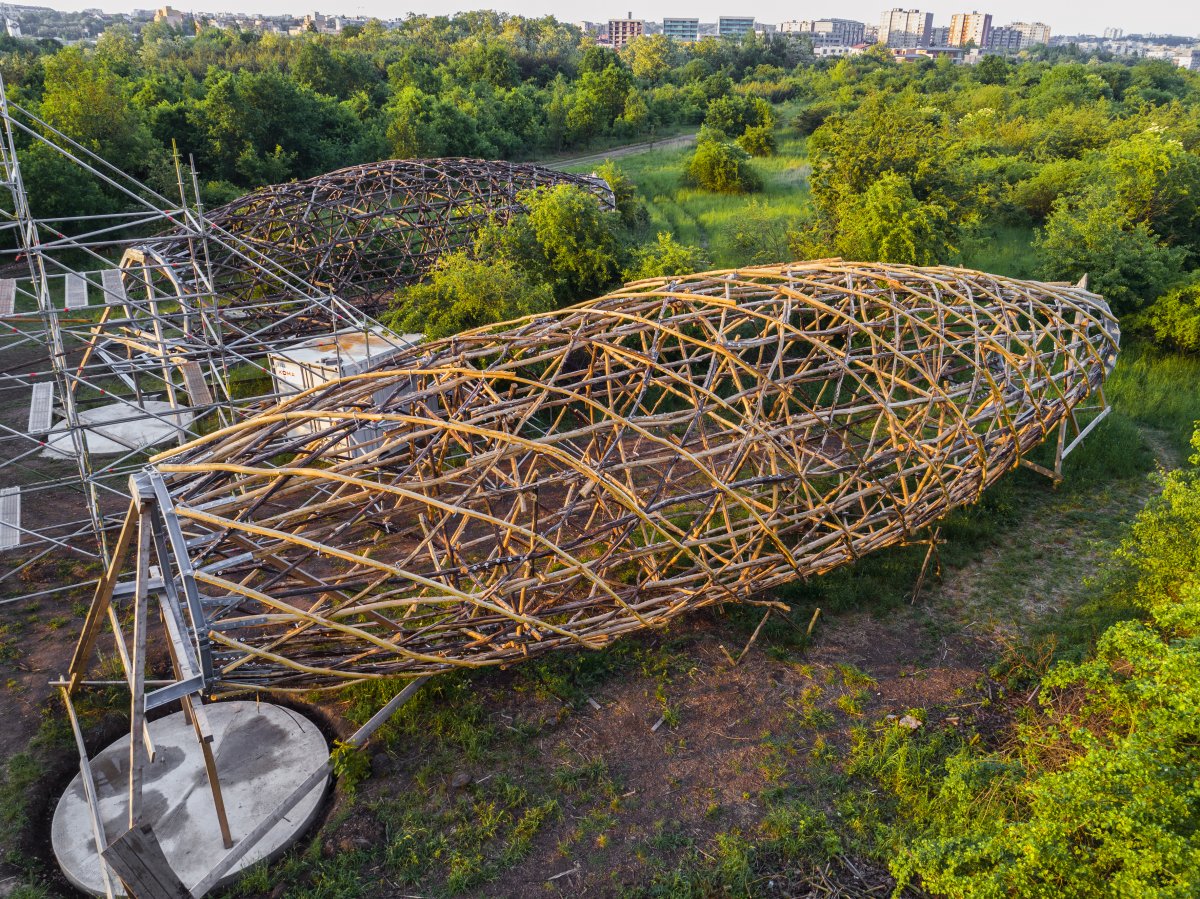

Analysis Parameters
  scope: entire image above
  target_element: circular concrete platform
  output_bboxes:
[52,701,329,896]
[41,400,195,459]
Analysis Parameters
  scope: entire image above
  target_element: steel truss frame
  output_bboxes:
[0,75,608,597]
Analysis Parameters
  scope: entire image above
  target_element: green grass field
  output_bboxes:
[572,130,1039,276]
[569,134,813,269]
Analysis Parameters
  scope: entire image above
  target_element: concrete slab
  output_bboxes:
[52,701,329,896]
[40,400,194,458]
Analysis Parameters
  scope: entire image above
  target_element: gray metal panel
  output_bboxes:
[100,268,126,305]
[64,274,88,309]
[28,381,53,434]
[0,279,15,316]
[0,486,19,550]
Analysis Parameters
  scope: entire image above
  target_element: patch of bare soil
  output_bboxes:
[304,605,988,898]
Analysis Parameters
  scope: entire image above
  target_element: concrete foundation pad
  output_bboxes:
[52,701,329,896]
[40,400,194,458]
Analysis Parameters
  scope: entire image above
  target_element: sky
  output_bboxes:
[19,0,1200,37]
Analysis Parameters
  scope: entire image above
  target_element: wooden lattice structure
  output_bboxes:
[150,158,615,308]
[86,261,1119,694]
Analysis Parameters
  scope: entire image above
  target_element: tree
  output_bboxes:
[525,184,621,300]
[384,251,555,339]
[974,54,1010,86]
[38,47,158,176]
[594,161,647,230]
[1035,192,1187,314]
[736,124,776,157]
[835,172,956,266]
[623,232,707,281]
[475,184,622,303]
[622,34,678,82]
[683,131,762,194]
[1097,130,1200,252]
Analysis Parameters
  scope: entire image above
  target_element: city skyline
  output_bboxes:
[6,0,1197,36]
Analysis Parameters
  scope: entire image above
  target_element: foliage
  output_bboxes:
[682,130,762,194]
[383,251,555,339]
[834,171,956,266]
[735,123,776,157]
[859,428,1200,898]
[1035,191,1187,314]
[330,740,370,793]
[1135,278,1200,353]
[622,231,707,281]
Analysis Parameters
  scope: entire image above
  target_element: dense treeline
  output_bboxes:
[792,46,1200,322]
[0,15,810,213]
[5,18,1200,343]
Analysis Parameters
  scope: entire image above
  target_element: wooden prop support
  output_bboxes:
[63,472,236,897]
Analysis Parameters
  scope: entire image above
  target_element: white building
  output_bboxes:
[1010,21,1051,47]
[780,18,865,47]
[948,11,991,48]
[879,9,932,48]
[1174,52,1200,71]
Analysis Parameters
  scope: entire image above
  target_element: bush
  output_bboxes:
[870,429,1200,898]
[736,123,776,157]
[1035,191,1188,315]
[792,102,835,136]
[622,232,708,281]
[683,133,762,194]
[835,171,956,266]
[1135,278,1200,353]
[384,250,554,339]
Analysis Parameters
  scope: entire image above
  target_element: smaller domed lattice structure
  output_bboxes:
[151,158,615,308]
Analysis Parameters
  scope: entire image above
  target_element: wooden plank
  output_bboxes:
[60,687,118,899]
[102,824,190,899]
[179,361,214,407]
[64,273,89,309]
[28,382,53,435]
[68,502,140,691]
[101,268,127,305]
[0,279,15,316]
[0,487,19,550]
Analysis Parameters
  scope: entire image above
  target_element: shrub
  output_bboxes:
[736,123,776,157]
[1135,278,1200,353]
[871,429,1200,898]
[384,250,554,339]
[683,133,762,194]
[622,231,708,281]
[835,171,956,266]
[1035,191,1188,315]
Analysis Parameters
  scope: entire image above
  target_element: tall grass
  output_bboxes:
[1105,342,1200,459]
[569,134,813,268]
[960,224,1038,278]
